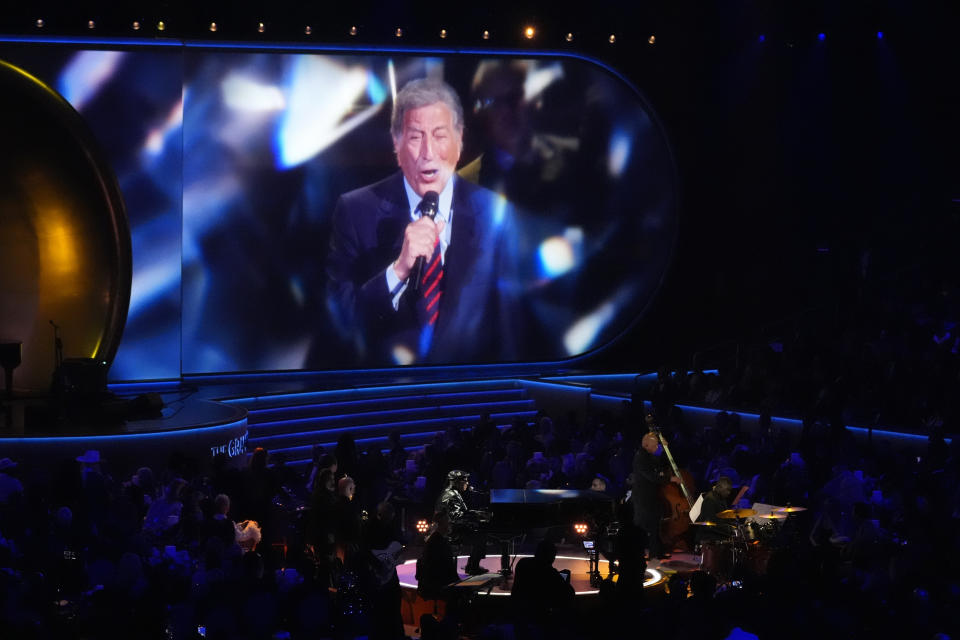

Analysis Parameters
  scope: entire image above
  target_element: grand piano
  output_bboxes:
[487,488,615,527]
[466,488,617,575]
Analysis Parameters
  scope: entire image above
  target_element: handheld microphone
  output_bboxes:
[410,190,440,292]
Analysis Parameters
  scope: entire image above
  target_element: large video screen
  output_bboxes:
[1,44,677,376]
[181,51,677,371]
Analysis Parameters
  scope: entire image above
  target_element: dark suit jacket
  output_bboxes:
[326,172,520,365]
[631,448,668,525]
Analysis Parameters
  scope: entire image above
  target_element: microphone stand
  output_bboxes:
[50,320,64,396]
[50,320,63,370]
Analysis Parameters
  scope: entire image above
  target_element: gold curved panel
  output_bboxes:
[0,60,131,391]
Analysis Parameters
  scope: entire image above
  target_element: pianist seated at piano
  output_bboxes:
[435,470,490,575]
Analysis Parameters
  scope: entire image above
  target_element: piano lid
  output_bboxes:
[490,489,614,505]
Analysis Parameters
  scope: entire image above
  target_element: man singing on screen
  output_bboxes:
[326,78,520,365]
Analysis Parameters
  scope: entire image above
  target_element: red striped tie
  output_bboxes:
[419,239,443,327]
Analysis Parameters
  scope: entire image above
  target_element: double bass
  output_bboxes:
[649,417,696,552]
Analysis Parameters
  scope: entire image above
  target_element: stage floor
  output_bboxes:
[396,552,686,636]
[0,397,247,468]
[397,553,670,597]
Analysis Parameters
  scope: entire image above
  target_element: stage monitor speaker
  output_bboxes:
[127,393,164,420]
[57,358,109,395]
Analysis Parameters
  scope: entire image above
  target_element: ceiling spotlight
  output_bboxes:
[415,519,430,534]
[608,34,616,44]
[87,20,95,29]
[305,25,312,35]
[209,22,217,32]
[524,26,535,40]
[573,523,589,535]
[349,25,357,36]
[395,27,403,37]
[132,21,141,30]
[35,18,44,28]
[157,21,165,32]
[818,32,825,41]
[440,28,447,39]
[258,22,265,33]
[482,29,490,40]
[565,32,573,42]
[648,34,655,44]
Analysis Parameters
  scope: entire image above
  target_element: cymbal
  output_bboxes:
[716,508,757,519]
[773,506,808,513]
[691,521,719,526]
[758,513,787,520]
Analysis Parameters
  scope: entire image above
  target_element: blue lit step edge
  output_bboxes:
[247,388,526,420]
[248,409,539,450]
[220,378,521,409]
[267,422,519,466]
[247,399,536,433]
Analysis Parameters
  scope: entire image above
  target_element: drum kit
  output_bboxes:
[695,505,807,580]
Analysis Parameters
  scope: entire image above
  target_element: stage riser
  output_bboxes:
[228,380,538,467]
[246,388,526,421]
[264,422,517,465]
[248,399,535,435]
[250,411,537,456]
[221,379,523,409]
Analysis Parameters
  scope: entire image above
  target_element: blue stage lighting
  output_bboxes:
[818,33,825,41]
[758,35,765,43]
[876,31,884,39]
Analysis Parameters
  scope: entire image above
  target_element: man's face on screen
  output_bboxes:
[394,102,462,197]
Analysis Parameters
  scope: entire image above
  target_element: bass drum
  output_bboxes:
[699,540,734,578]
[744,542,772,576]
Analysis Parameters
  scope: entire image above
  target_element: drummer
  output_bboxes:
[694,476,735,545]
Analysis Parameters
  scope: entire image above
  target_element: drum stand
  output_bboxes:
[729,516,751,577]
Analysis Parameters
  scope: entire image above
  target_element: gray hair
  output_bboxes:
[391,78,464,140]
